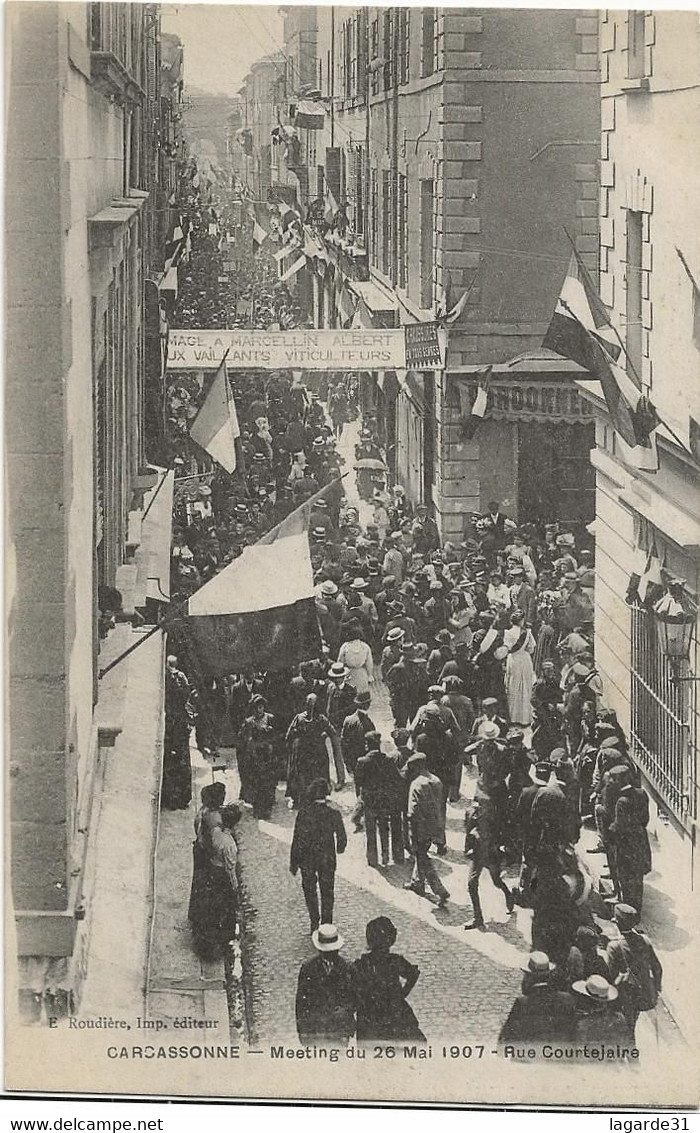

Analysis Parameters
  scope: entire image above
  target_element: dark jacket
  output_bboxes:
[499,984,577,1044]
[340,709,376,773]
[325,681,357,731]
[355,750,404,814]
[296,954,356,1042]
[290,802,347,873]
[573,1001,630,1045]
[609,786,652,874]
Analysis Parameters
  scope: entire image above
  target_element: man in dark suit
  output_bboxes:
[609,775,652,912]
[499,952,577,1045]
[290,778,347,932]
[482,501,509,554]
[295,924,356,1044]
[354,734,405,867]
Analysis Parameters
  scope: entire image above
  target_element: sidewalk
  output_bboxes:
[145,746,231,1039]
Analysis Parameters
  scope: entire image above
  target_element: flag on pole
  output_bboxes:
[280,253,307,282]
[324,185,338,225]
[543,249,660,466]
[458,366,493,440]
[189,357,240,474]
[252,221,268,248]
[185,495,324,674]
[438,268,479,325]
[338,285,357,327]
[638,542,665,605]
[351,296,373,329]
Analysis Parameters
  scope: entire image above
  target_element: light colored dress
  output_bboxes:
[337,638,374,695]
[503,625,536,725]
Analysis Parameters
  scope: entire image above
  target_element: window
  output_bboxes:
[631,606,697,823]
[398,9,410,84]
[370,17,380,96]
[381,170,393,277]
[421,9,436,78]
[354,145,365,236]
[627,11,646,80]
[396,173,408,289]
[342,18,355,100]
[626,210,644,384]
[383,9,394,90]
[357,9,368,100]
[370,169,378,265]
[419,179,434,308]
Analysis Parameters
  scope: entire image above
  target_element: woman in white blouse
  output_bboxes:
[337,621,374,696]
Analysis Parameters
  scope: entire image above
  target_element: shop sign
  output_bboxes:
[404,322,442,369]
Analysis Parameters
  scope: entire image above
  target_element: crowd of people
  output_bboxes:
[162,171,661,1054]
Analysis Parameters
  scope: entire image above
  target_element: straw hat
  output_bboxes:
[572,975,618,1002]
[311,924,345,952]
[521,951,555,975]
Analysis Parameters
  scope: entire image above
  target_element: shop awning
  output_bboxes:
[348,279,398,313]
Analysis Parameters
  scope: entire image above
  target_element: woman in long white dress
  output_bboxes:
[503,609,536,725]
[337,622,374,696]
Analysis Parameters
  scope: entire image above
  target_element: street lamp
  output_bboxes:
[652,580,699,682]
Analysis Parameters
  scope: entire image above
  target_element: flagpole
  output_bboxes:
[257,473,350,546]
[563,228,694,458]
[97,605,188,680]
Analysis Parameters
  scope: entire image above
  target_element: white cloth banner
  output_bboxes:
[167,328,417,371]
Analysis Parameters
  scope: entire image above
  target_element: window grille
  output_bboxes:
[631,605,697,825]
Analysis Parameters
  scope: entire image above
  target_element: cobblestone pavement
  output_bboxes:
[229,660,682,1056]
[146,418,682,1059]
[229,421,682,1053]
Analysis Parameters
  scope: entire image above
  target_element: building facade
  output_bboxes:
[287,7,601,538]
[583,11,700,882]
[7,1,175,1019]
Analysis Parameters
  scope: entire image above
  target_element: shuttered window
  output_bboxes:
[399,9,410,84]
[397,173,408,289]
[381,170,392,277]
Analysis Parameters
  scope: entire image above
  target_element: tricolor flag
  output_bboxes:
[185,494,324,675]
[338,285,357,328]
[458,366,493,440]
[351,296,373,329]
[294,99,326,130]
[543,248,661,469]
[252,221,268,248]
[189,357,240,474]
[638,542,665,606]
[280,253,307,282]
[323,185,338,225]
[439,269,479,326]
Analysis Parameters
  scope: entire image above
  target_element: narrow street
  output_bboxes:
[147,420,684,1057]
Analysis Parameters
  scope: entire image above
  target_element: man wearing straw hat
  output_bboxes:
[571,975,629,1045]
[499,952,577,1045]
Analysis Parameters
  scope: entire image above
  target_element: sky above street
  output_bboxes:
[162,4,284,95]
